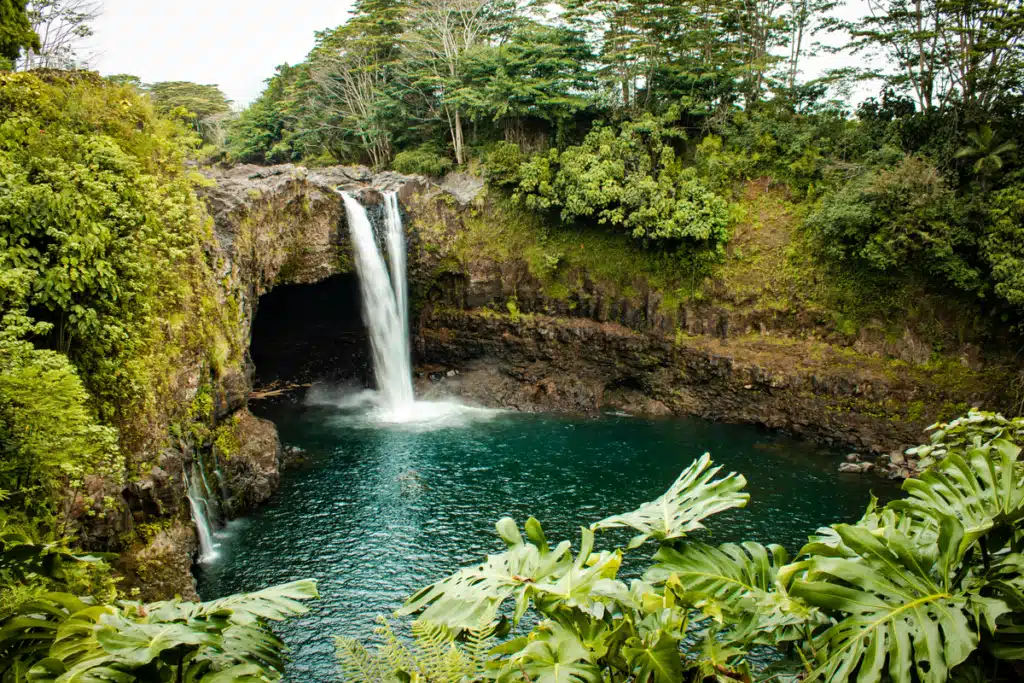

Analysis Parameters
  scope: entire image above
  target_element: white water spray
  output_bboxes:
[341,191,415,415]
[185,470,218,562]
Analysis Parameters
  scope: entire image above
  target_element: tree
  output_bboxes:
[956,124,1017,188]
[147,81,232,121]
[17,0,100,70]
[298,0,405,167]
[843,0,1024,115]
[104,73,142,88]
[0,0,38,66]
[783,0,836,93]
[229,64,307,163]
[146,81,232,144]
[401,0,505,165]
[462,21,596,146]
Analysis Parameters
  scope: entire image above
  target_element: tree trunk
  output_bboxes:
[453,110,465,165]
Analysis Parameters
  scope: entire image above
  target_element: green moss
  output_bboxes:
[214,415,242,460]
[506,299,522,323]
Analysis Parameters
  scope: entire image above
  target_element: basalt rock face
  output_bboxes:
[199,165,1009,456]
[222,411,282,517]
[416,311,999,453]
[395,189,1011,454]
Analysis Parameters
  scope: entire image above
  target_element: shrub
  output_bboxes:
[805,154,980,292]
[485,141,524,186]
[515,112,731,255]
[392,146,454,177]
[982,182,1024,308]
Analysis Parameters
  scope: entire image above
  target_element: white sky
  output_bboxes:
[89,0,877,108]
[90,0,356,106]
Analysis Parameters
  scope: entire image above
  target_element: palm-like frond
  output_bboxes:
[590,454,749,548]
[398,517,573,629]
[0,581,317,683]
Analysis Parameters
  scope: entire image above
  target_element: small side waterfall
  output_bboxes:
[185,469,218,562]
[340,191,415,414]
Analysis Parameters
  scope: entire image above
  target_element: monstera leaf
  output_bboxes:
[623,629,684,683]
[400,518,574,628]
[645,541,787,609]
[0,533,116,586]
[591,454,748,548]
[497,621,601,683]
[907,411,1024,467]
[532,528,622,616]
[644,540,820,646]
[890,439,1024,552]
[789,517,989,683]
[0,581,318,683]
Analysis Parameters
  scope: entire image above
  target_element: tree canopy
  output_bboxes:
[0,0,38,65]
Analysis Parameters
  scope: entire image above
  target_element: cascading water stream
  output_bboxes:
[383,192,409,356]
[340,191,415,416]
[327,188,495,427]
[196,449,221,526]
[185,469,218,562]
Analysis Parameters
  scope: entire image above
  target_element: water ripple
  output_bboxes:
[196,405,899,681]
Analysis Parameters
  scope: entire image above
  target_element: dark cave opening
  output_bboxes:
[250,274,370,389]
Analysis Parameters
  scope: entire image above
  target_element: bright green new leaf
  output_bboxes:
[591,454,748,547]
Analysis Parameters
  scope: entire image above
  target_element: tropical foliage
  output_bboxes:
[0,70,216,535]
[336,413,1024,683]
[0,534,318,683]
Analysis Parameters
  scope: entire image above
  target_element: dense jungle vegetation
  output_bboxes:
[223,0,1024,332]
[2,0,1024,681]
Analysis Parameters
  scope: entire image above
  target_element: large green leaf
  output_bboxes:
[531,528,622,616]
[644,540,822,646]
[790,518,982,683]
[498,621,601,683]
[146,579,319,626]
[645,541,787,609]
[4,581,317,683]
[93,621,217,666]
[623,630,684,683]
[891,440,1024,552]
[399,518,573,628]
[590,454,748,548]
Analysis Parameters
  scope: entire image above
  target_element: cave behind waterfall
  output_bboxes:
[250,274,370,388]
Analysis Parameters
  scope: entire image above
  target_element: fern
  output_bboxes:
[335,617,495,682]
[336,637,389,683]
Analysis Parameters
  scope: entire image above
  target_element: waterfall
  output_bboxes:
[383,192,409,352]
[340,191,415,414]
[196,449,221,526]
[185,470,218,562]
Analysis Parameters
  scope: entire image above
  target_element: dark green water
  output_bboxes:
[196,399,897,681]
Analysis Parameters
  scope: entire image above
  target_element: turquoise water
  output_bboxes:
[196,398,897,680]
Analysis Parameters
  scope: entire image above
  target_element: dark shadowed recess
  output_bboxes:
[250,274,370,389]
